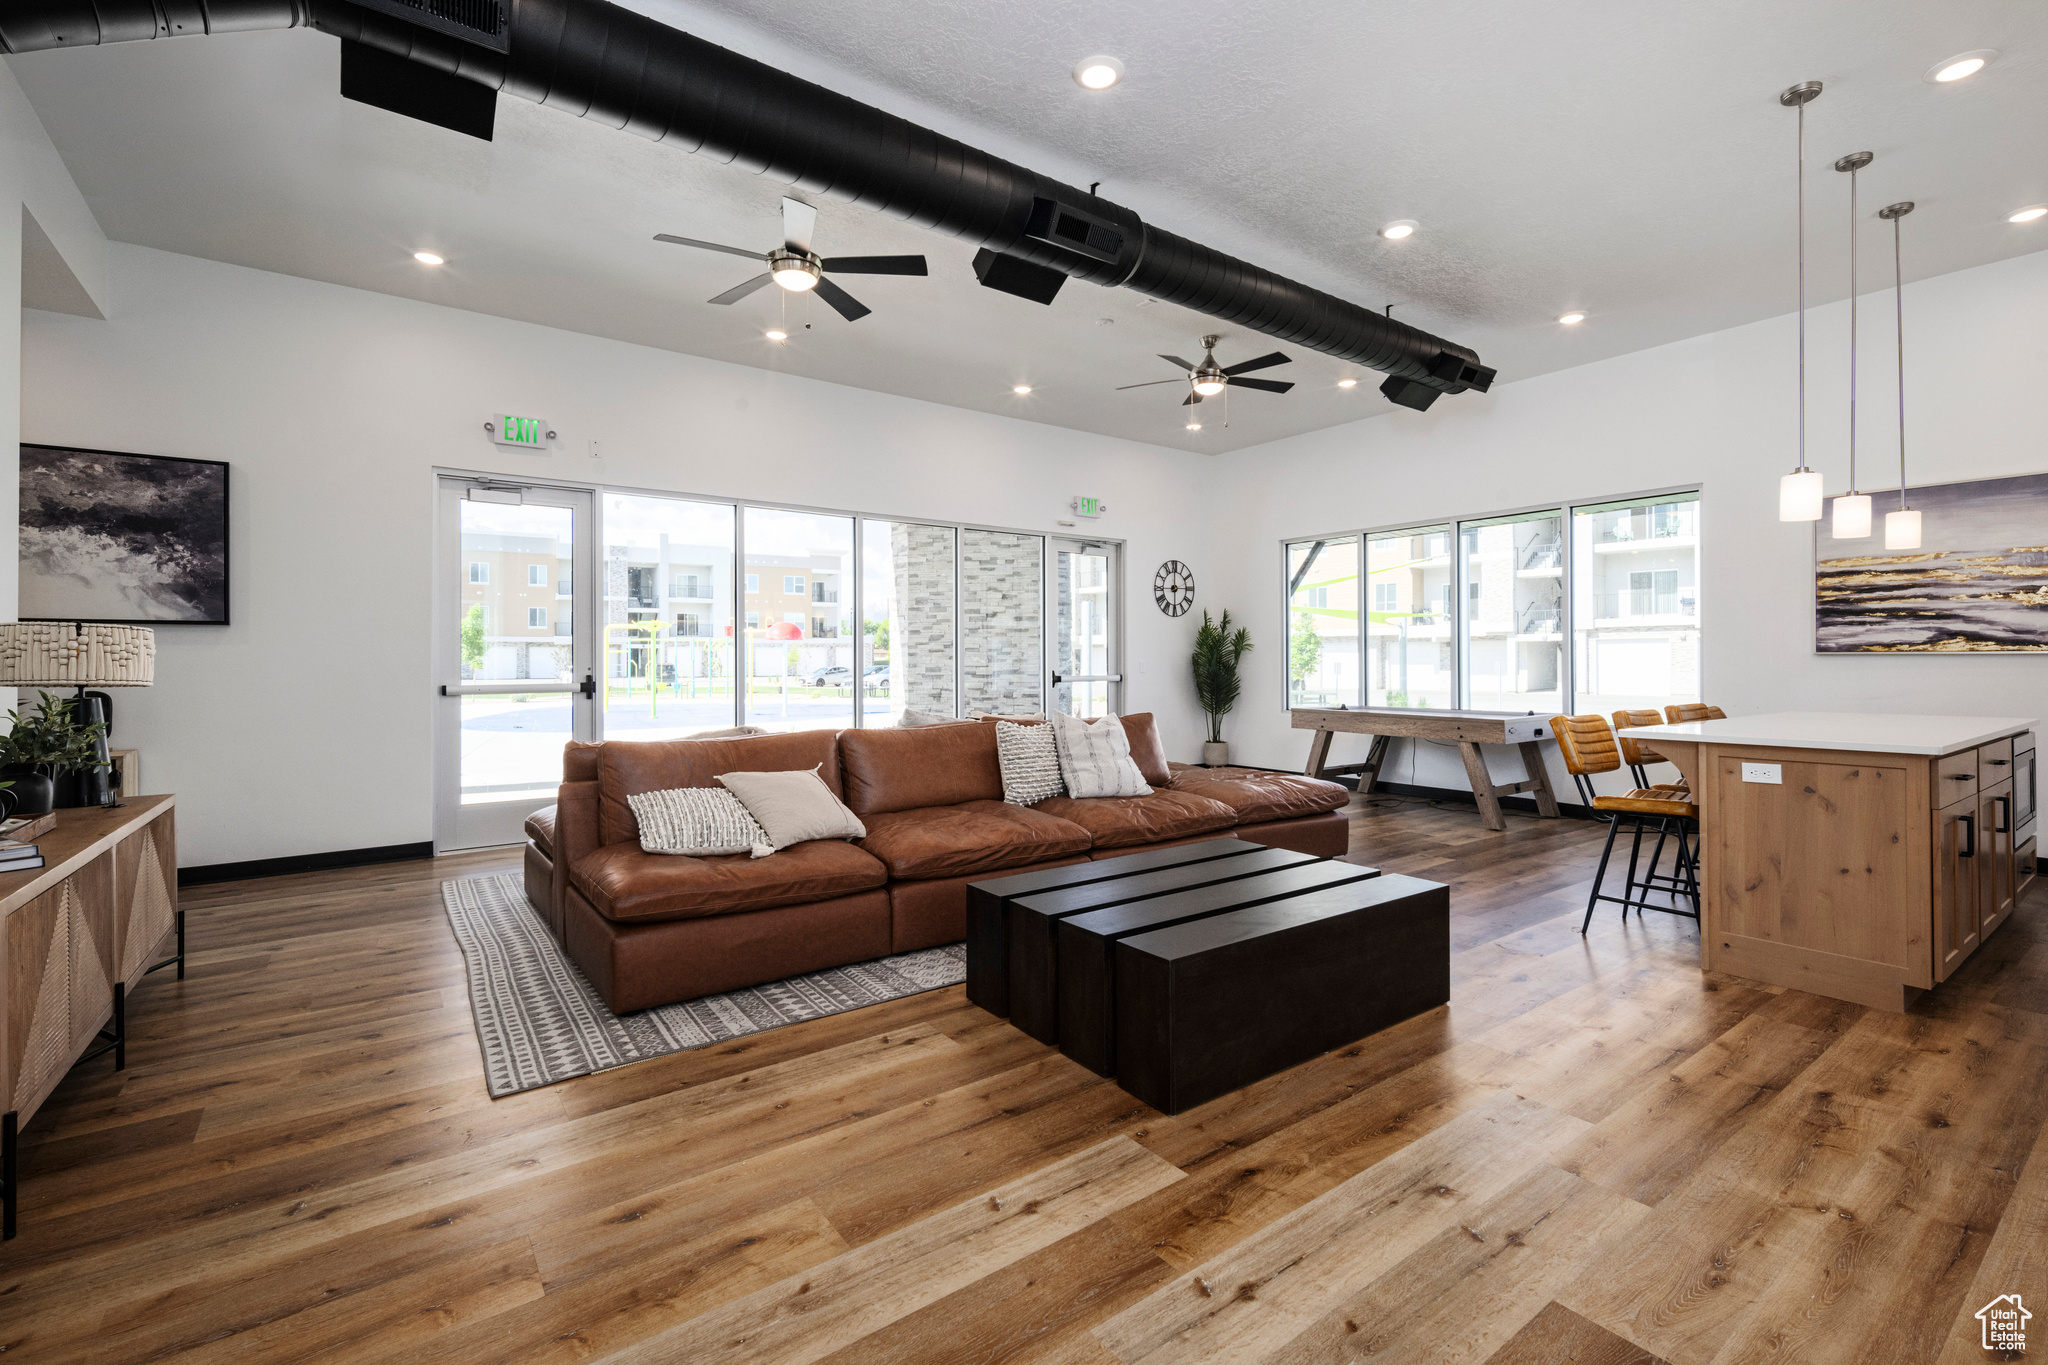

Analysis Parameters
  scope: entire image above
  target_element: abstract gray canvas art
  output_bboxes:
[1815,472,2048,653]
[19,445,229,624]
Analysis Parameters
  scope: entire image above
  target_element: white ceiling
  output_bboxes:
[10,0,2047,453]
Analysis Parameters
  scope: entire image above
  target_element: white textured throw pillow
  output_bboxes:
[1050,711,1154,799]
[995,721,1066,806]
[715,765,868,852]
[628,787,772,858]
[896,707,961,727]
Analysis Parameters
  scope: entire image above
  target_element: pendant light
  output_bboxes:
[1778,82,1824,522]
[1832,151,1874,538]
[1878,200,1921,549]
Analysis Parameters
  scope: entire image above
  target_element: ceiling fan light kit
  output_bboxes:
[657,196,928,322]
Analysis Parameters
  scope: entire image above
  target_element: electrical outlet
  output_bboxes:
[1741,762,1782,784]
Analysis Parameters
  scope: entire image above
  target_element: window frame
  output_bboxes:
[1281,484,1700,716]
[527,606,547,629]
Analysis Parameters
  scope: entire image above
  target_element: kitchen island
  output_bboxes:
[1617,711,2032,1010]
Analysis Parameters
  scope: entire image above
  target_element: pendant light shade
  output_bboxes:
[1879,199,1919,550]
[1780,469,1824,521]
[1778,82,1824,523]
[1833,150,1874,537]
[1832,493,1872,538]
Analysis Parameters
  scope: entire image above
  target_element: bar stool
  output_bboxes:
[1663,703,1727,724]
[1551,714,1702,932]
[1613,709,1697,911]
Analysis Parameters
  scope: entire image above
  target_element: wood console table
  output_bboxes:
[1617,713,2030,1012]
[1291,707,1562,831]
[2,795,179,1238]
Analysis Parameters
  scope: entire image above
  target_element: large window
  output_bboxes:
[1285,490,1699,717]
[863,520,957,725]
[1461,509,1564,716]
[1572,492,1700,717]
[745,508,854,734]
[1285,537,1360,707]
[1365,526,1451,708]
[600,492,737,741]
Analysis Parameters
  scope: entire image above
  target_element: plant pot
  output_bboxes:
[1202,741,1230,769]
[2,767,55,817]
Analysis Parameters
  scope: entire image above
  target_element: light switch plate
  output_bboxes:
[1742,762,1782,784]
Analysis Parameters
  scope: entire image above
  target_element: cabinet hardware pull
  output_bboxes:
[1959,813,1976,859]
[1987,758,2010,765]
[1949,773,1975,780]
[1996,795,2010,835]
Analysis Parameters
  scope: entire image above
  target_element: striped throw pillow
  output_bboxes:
[1050,711,1153,799]
[996,721,1066,805]
[628,786,772,858]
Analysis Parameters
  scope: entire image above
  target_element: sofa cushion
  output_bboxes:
[572,838,889,924]
[1169,766,1351,824]
[1033,789,1238,850]
[838,723,1004,816]
[524,804,557,858]
[598,730,844,847]
[858,800,1092,880]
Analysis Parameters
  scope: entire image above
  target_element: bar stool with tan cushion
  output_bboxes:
[1551,714,1701,933]
[1663,703,1727,724]
[1612,708,1687,794]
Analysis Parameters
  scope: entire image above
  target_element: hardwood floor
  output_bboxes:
[2,796,2042,1363]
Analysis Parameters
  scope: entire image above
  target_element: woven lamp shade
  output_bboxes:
[0,622,156,687]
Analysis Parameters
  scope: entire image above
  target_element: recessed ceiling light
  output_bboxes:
[1379,220,1418,240]
[1558,312,1586,325]
[1185,421,1202,431]
[1925,50,1995,83]
[765,329,788,341]
[2010,205,2048,223]
[1072,55,1124,90]
[1012,384,1033,395]
[1337,378,1358,388]
[413,251,444,265]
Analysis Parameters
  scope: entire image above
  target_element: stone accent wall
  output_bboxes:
[890,522,957,715]
[962,530,1043,715]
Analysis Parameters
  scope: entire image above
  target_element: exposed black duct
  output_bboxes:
[2,0,1494,407]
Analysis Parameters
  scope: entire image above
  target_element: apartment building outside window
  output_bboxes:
[469,561,488,584]
[1286,489,1699,717]
[528,607,547,628]
[785,575,805,594]
[528,564,547,586]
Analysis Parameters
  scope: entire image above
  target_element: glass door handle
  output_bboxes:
[1060,674,1123,683]
[441,681,581,696]
[579,673,597,699]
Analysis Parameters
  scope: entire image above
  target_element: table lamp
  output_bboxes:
[0,622,156,808]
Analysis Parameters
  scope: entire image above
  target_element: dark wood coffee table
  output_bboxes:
[968,844,1450,1115]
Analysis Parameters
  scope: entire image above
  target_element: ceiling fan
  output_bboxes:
[1116,335,1295,405]
[654,197,928,322]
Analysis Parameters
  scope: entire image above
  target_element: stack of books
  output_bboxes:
[0,837,44,873]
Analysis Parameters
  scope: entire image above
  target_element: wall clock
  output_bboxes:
[1154,561,1195,616]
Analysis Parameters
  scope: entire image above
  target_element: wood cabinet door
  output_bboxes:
[1979,777,2017,939]
[1932,798,1980,981]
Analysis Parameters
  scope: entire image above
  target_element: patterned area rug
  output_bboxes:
[440,874,966,1098]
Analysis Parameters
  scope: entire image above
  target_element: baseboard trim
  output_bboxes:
[178,841,437,887]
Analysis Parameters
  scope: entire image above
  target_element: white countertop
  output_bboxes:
[1615,711,2035,757]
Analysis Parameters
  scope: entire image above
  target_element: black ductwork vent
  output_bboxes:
[1,0,1493,404]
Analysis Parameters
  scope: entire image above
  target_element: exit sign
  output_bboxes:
[491,414,552,450]
[1073,495,1108,519]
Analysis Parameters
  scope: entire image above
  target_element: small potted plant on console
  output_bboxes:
[0,690,110,815]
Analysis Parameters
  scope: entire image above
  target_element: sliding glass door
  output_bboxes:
[435,478,597,851]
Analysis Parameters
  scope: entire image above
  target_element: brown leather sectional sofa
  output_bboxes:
[522,713,1351,1013]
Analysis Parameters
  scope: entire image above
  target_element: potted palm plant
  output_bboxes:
[0,691,109,815]
[1191,610,1252,767]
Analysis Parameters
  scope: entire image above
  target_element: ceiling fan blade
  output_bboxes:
[707,273,774,305]
[821,255,928,276]
[813,276,873,322]
[782,198,818,255]
[1223,350,1292,376]
[655,234,767,261]
[1157,355,1198,372]
[1115,378,1189,390]
[1182,392,1204,406]
[1226,376,1295,393]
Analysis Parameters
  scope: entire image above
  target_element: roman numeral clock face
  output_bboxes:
[1155,560,1194,616]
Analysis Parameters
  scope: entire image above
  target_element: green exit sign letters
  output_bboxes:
[1072,495,1107,519]
[491,414,552,450]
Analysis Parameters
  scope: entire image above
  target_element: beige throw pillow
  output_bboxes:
[714,765,868,854]
[628,787,772,858]
[1050,711,1153,799]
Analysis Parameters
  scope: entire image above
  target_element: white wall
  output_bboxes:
[1209,247,2048,798]
[23,245,1215,867]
